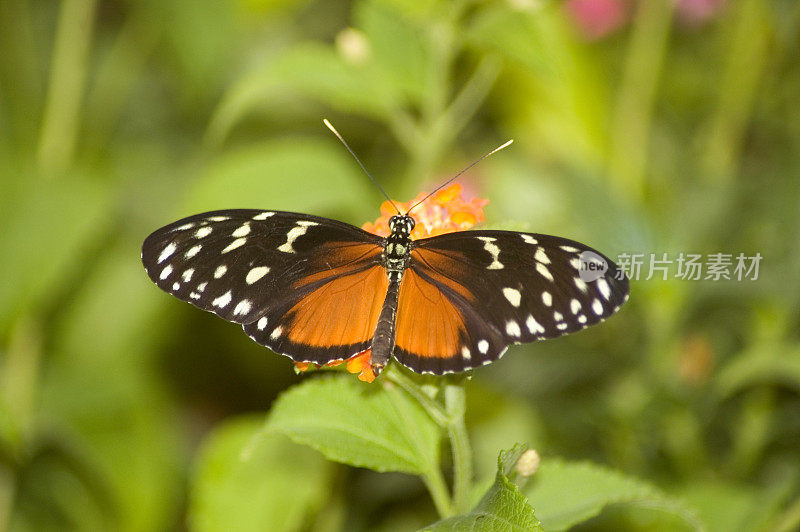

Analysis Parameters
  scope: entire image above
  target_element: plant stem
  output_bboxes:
[444,382,472,514]
[607,0,673,200]
[442,55,502,145]
[420,468,454,518]
[37,0,97,174]
[701,0,770,182]
[774,492,800,532]
[386,368,449,426]
[0,464,14,532]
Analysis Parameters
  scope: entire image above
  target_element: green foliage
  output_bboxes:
[1,0,799,530]
[524,459,700,531]
[189,416,332,532]
[266,376,440,475]
[425,447,543,532]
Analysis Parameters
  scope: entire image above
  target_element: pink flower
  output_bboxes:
[676,0,727,26]
[565,0,630,41]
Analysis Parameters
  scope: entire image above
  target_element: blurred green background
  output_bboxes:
[1,0,799,530]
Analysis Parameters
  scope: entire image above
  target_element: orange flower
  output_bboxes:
[294,183,488,382]
[293,350,376,382]
[361,183,488,238]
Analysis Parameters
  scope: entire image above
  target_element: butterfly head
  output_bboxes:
[388,214,415,237]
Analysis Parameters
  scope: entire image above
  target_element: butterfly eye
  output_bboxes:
[389,215,414,234]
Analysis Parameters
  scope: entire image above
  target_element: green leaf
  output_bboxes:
[41,238,186,531]
[266,376,441,474]
[524,459,703,531]
[467,4,608,167]
[424,446,542,532]
[206,43,397,144]
[0,172,111,332]
[680,480,790,532]
[714,341,800,399]
[355,0,431,105]
[183,137,374,216]
[189,416,332,532]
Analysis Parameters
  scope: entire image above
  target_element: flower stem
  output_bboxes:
[420,468,454,518]
[444,382,472,514]
[386,368,449,426]
[37,0,97,174]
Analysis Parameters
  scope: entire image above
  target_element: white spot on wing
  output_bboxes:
[197,282,207,292]
[478,237,503,269]
[158,242,177,264]
[246,266,269,284]
[185,245,202,258]
[570,299,581,314]
[232,223,251,238]
[257,317,268,330]
[553,311,563,321]
[207,216,230,222]
[502,287,521,307]
[182,269,194,282]
[212,290,232,308]
[214,265,227,278]
[536,262,554,282]
[592,298,603,315]
[278,223,316,253]
[222,238,247,254]
[541,291,552,307]
[521,235,538,245]
[172,282,180,291]
[461,346,471,360]
[597,278,612,300]
[195,227,212,239]
[506,320,521,337]
[526,315,545,335]
[252,211,275,220]
[534,247,550,265]
[560,245,579,253]
[577,314,587,324]
[233,299,252,316]
[574,277,588,293]
[270,326,283,340]
[190,292,200,300]
[477,340,489,354]
[175,222,195,231]
[159,265,173,280]
[556,322,568,330]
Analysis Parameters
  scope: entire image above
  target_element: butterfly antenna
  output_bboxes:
[407,139,514,214]
[323,119,400,214]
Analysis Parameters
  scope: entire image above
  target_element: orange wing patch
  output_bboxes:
[293,243,383,288]
[286,265,388,349]
[410,248,475,302]
[395,269,466,359]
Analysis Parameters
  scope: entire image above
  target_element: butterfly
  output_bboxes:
[141,205,629,377]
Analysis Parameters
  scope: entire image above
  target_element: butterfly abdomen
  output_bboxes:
[371,278,402,374]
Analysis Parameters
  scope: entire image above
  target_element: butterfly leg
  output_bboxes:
[370,277,401,375]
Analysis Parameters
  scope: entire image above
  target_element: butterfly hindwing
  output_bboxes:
[141,209,386,363]
[392,230,629,374]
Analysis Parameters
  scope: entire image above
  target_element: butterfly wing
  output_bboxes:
[393,230,629,374]
[141,209,387,364]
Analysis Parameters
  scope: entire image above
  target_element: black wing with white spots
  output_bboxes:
[392,230,629,374]
[141,209,386,363]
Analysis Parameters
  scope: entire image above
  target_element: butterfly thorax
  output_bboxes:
[382,214,415,280]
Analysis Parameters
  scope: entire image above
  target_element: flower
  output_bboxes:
[362,183,488,239]
[565,0,630,41]
[294,182,489,382]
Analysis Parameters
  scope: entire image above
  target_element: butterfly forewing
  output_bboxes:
[392,230,629,374]
[142,209,386,363]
